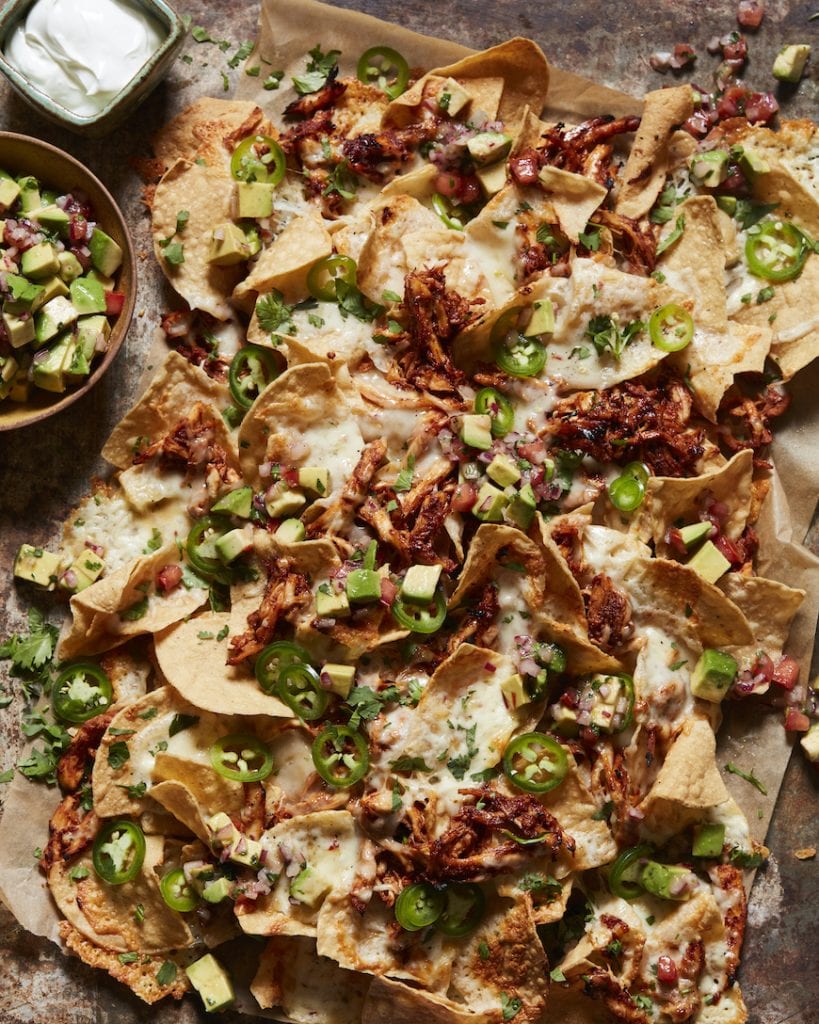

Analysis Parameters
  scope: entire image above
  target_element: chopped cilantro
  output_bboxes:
[323,160,360,202]
[0,768,13,784]
[501,993,522,1021]
[550,967,567,982]
[391,780,403,813]
[478,941,490,960]
[161,241,185,266]
[649,184,678,225]
[120,596,149,621]
[382,289,402,304]
[263,70,284,90]
[216,625,230,642]
[169,713,200,737]
[394,455,416,492]
[69,864,90,881]
[585,315,644,361]
[591,800,614,822]
[228,40,254,69]
[119,781,147,799]
[256,289,296,335]
[107,742,130,770]
[656,213,685,256]
[133,903,145,924]
[156,961,177,986]
[335,280,382,322]
[293,44,340,95]
[724,762,767,795]
[118,952,139,964]
[390,755,433,773]
[669,659,688,671]
[144,528,163,553]
[578,225,602,251]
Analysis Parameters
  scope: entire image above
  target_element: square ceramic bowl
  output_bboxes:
[0,0,185,137]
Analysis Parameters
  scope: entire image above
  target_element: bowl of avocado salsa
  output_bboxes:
[0,131,134,430]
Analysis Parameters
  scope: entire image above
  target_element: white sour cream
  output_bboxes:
[5,0,165,118]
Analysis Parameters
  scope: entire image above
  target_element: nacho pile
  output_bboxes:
[6,22,819,1024]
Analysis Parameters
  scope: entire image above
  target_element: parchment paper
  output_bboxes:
[0,0,817,1002]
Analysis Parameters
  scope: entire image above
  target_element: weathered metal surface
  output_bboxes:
[0,1,815,1022]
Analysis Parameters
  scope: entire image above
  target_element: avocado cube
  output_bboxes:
[31,204,70,235]
[34,296,78,347]
[209,222,253,266]
[686,539,730,584]
[4,272,46,314]
[214,526,254,564]
[70,276,107,314]
[689,149,730,188]
[58,550,105,592]
[21,242,60,281]
[86,268,117,292]
[74,315,110,365]
[57,251,84,283]
[0,176,20,212]
[715,195,737,216]
[678,521,712,550]
[466,131,513,167]
[476,161,508,197]
[16,177,41,213]
[401,563,442,605]
[501,673,531,711]
[487,453,521,487]
[737,148,769,178]
[2,310,35,349]
[436,77,473,117]
[0,353,18,400]
[640,861,696,901]
[236,181,275,219]
[13,544,62,588]
[473,480,509,522]
[315,586,351,618]
[800,722,819,763]
[320,663,356,698]
[264,481,307,518]
[506,483,537,530]
[206,812,263,867]
[88,227,123,277]
[551,702,579,732]
[201,877,233,904]
[460,413,493,451]
[275,518,306,543]
[773,43,810,83]
[524,298,555,337]
[186,954,236,1013]
[297,466,330,497]
[32,332,75,392]
[289,865,332,907]
[345,568,382,604]
[8,363,30,402]
[692,823,726,858]
[186,863,217,893]
[589,674,625,732]
[691,648,738,703]
[37,275,70,305]
[211,486,253,518]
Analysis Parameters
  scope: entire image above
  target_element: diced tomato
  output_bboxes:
[282,467,299,487]
[458,175,481,205]
[509,150,540,186]
[435,172,461,197]
[784,708,810,733]
[717,85,749,119]
[657,955,679,985]
[715,534,743,565]
[379,577,398,607]
[752,652,775,682]
[105,291,125,316]
[664,527,688,558]
[69,216,88,243]
[744,91,779,124]
[772,655,800,691]
[156,564,183,593]
[517,439,548,465]
[722,34,748,64]
[737,0,764,28]
[451,481,478,512]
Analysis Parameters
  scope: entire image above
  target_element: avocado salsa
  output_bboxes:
[0,169,124,401]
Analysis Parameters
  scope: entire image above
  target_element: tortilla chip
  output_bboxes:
[152,97,269,169]
[152,160,243,320]
[615,85,694,220]
[537,166,608,244]
[450,524,543,608]
[659,196,727,329]
[149,779,211,843]
[251,936,371,1021]
[719,573,805,679]
[543,761,618,870]
[385,39,550,133]
[361,976,482,1024]
[531,514,588,627]
[49,834,193,953]
[57,544,208,660]
[235,209,333,307]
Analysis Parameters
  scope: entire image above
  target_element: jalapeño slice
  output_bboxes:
[52,662,113,724]
[306,254,358,302]
[228,345,284,411]
[491,307,547,378]
[160,867,198,912]
[608,473,645,513]
[394,882,445,931]
[276,662,329,721]
[474,387,514,437]
[502,732,569,794]
[185,514,232,583]
[608,843,653,901]
[391,587,447,634]
[649,303,694,352]
[311,725,369,788]
[431,192,467,231]
[210,733,274,783]
[745,220,808,282]
[356,45,410,99]
[255,640,313,694]
[92,819,146,886]
[436,882,485,937]
[230,134,286,186]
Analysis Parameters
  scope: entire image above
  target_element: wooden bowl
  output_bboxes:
[0,132,135,431]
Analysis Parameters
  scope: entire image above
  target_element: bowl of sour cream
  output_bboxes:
[0,0,185,136]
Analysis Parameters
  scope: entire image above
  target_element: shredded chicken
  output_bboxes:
[56,710,115,793]
[42,794,99,871]
[284,68,346,120]
[228,558,311,664]
[585,573,634,652]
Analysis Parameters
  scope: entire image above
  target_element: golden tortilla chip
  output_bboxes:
[537,166,608,244]
[149,779,211,843]
[450,523,543,608]
[659,196,727,329]
[543,761,618,870]
[719,573,805,677]
[152,97,269,169]
[361,976,479,1024]
[152,159,243,320]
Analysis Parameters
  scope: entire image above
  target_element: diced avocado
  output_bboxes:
[460,413,493,451]
[206,812,263,868]
[236,181,275,219]
[201,877,233,904]
[275,518,306,543]
[8,363,30,402]
[4,272,46,314]
[588,674,627,733]
[297,466,330,497]
[32,332,75,392]
[31,204,69,234]
[86,268,117,291]
[401,563,442,605]
[244,225,262,258]
[800,722,819,763]
[773,43,810,83]
[13,544,62,588]
[289,865,332,907]
[436,77,473,117]
[0,353,18,400]
[501,673,531,711]
[315,586,351,618]
[186,863,217,893]
[715,195,737,216]
[473,480,509,523]
[550,701,579,733]
[37,275,70,305]
[186,954,236,1014]
[487,453,521,488]
[692,823,726,858]
[466,131,513,167]
[88,227,123,276]
[20,241,60,280]
[506,483,537,530]
[524,298,555,337]
[0,176,20,212]
[16,176,41,213]
[57,250,84,282]
[737,148,769,178]
[640,861,696,901]
[34,296,78,347]
[476,161,508,197]
[72,315,110,368]
[211,485,254,518]
[686,539,730,584]
[264,481,307,518]
[345,568,382,604]
[70,276,107,314]
[208,222,254,266]
[58,550,105,592]
[214,526,253,564]
[320,663,356,698]
[690,149,730,188]
[678,521,712,550]
[2,310,36,349]
[691,648,738,703]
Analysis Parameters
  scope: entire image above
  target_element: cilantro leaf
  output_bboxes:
[169,713,199,737]
[156,961,178,986]
[107,741,130,770]
[293,45,340,95]
[228,40,254,69]
[390,755,433,773]
[724,762,767,795]
[394,455,415,492]
[585,315,644,361]
[501,993,522,1021]
[256,289,296,335]
[655,213,685,256]
[322,160,359,202]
